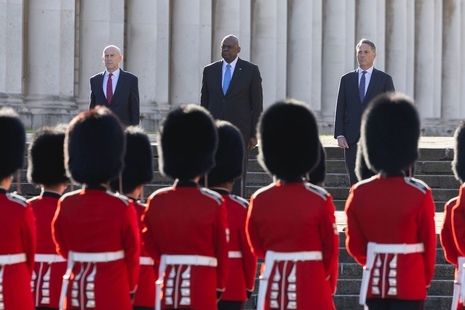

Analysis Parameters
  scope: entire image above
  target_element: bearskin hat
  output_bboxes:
[158,104,218,181]
[27,124,68,186]
[0,108,26,179]
[355,143,375,181]
[308,142,326,185]
[452,122,465,183]
[65,107,125,185]
[110,126,154,194]
[361,92,420,175]
[257,99,320,181]
[206,120,244,187]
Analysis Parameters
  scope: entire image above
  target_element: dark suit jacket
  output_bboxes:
[334,68,395,144]
[200,58,263,143]
[89,69,140,126]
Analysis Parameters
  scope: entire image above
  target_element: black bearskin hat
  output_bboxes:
[65,107,125,185]
[308,142,326,185]
[28,124,68,186]
[452,122,465,183]
[0,108,26,179]
[257,99,320,181]
[110,126,154,194]
[361,92,420,175]
[158,104,218,181]
[355,143,375,181]
[206,120,244,187]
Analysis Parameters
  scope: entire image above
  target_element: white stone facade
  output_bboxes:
[0,0,464,135]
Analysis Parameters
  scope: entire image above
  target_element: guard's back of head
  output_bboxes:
[65,107,125,185]
[28,124,68,186]
[110,126,153,194]
[257,99,320,182]
[206,120,244,187]
[157,104,218,181]
[452,122,465,183]
[0,108,26,179]
[361,92,420,175]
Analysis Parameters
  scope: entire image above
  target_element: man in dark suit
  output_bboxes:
[201,34,263,197]
[89,45,140,126]
[334,38,395,186]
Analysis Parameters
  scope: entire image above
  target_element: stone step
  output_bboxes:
[333,295,452,310]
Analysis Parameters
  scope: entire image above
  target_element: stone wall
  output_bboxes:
[0,0,464,135]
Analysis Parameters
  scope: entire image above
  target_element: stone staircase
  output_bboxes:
[15,138,460,309]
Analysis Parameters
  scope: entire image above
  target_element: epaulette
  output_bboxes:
[304,183,329,201]
[405,177,429,194]
[7,192,28,207]
[200,187,223,205]
[229,194,249,208]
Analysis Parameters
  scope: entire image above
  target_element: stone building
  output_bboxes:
[0,0,464,135]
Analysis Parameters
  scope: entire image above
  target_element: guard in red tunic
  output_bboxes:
[448,123,465,309]
[0,107,36,310]
[27,125,69,309]
[109,126,155,310]
[345,93,437,309]
[203,120,257,310]
[142,104,229,310]
[246,100,339,310]
[52,107,140,310]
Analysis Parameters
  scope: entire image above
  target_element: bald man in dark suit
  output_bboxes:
[89,45,140,126]
[334,38,395,186]
[201,34,263,197]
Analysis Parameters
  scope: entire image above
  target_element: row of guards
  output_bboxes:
[2,92,465,310]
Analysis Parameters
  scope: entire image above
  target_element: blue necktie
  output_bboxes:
[223,64,231,95]
[359,70,367,102]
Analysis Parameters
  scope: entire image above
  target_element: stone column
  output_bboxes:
[414,0,442,122]
[211,0,251,62]
[385,0,415,97]
[0,0,25,108]
[76,0,125,111]
[287,0,322,111]
[25,0,77,128]
[170,0,212,106]
[356,0,386,70]
[126,0,170,132]
[442,0,464,120]
[321,0,355,125]
[252,0,287,109]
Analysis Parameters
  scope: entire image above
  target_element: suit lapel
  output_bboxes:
[112,69,125,101]
[225,58,243,95]
[95,72,108,104]
[215,62,224,95]
[364,68,379,101]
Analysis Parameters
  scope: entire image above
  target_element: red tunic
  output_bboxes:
[52,187,140,310]
[441,196,465,309]
[246,182,339,310]
[345,175,436,301]
[0,188,36,310]
[213,189,256,301]
[132,199,156,308]
[142,181,229,310]
[29,191,67,308]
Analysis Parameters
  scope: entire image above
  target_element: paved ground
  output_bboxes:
[320,135,454,149]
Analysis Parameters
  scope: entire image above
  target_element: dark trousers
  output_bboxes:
[133,307,153,310]
[344,142,358,186]
[218,300,244,310]
[366,298,424,310]
[231,148,249,197]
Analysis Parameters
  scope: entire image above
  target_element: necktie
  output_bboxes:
[107,73,113,104]
[359,70,366,103]
[223,64,231,95]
